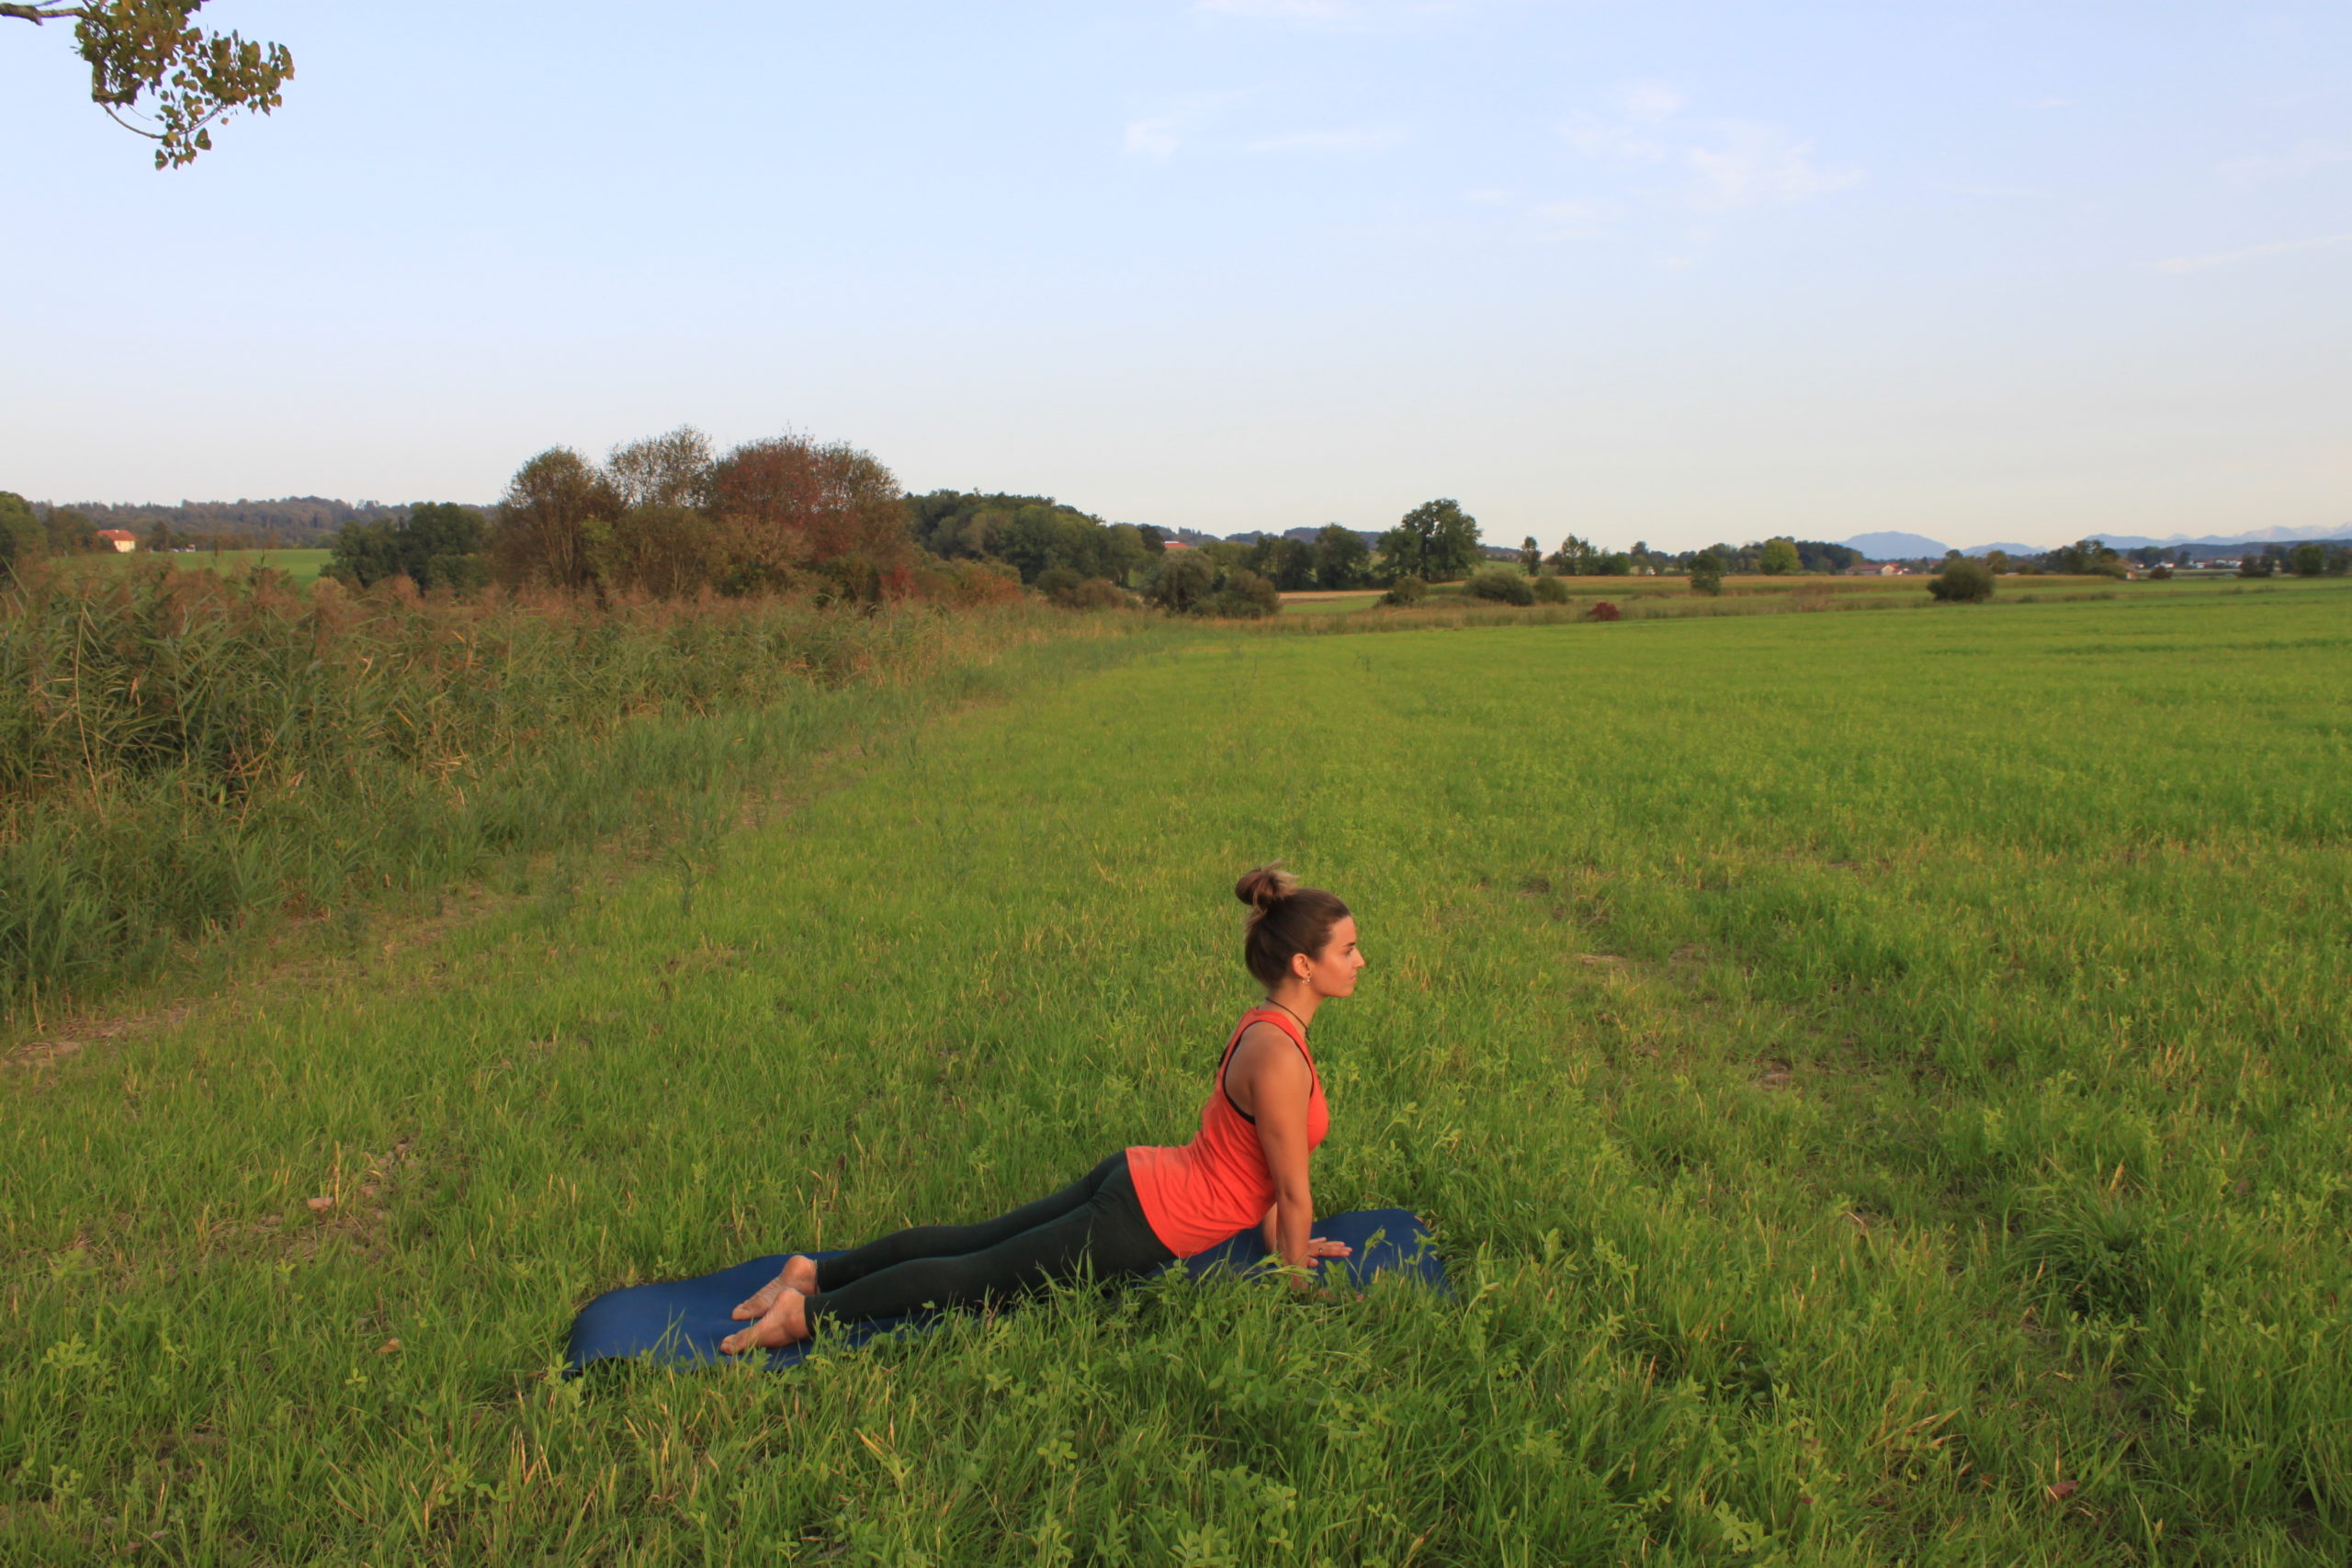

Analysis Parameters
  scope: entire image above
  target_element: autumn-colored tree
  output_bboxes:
[711,435,914,601]
[6,1,293,167]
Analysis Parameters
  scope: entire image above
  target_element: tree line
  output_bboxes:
[314,434,1511,620]
[19,436,2347,612]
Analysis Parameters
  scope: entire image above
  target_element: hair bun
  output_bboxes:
[1235,863,1298,914]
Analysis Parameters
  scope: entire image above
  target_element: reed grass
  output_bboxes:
[0,563,1143,1017]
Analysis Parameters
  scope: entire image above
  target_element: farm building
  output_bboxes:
[96,529,138,552]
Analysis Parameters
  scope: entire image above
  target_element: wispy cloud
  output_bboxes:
[1125,115,1189,158]
[1248,125,1410,153]
[1683,124,1860,210]
[2153,231,2352,275]
[1559,114,1668,164]
[1556,83,1859,214]
[2221,141,2352,185]
[1532,197,1619,238]
[1122,91,1246,158]
[1617,79,1686,125]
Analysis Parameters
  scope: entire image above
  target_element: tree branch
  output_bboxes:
[97,100,163,141]
[0,5,90,22]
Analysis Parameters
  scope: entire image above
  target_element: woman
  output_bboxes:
[719,865,1364,1353]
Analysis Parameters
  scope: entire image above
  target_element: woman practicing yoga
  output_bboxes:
[718,865,1363,1353]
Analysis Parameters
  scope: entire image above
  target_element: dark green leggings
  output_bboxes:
[806,1152,1177,1331]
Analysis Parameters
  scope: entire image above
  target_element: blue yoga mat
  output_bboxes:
[566,1207,1447,1373]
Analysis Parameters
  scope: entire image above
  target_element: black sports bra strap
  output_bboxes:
[1218,1013,1318,1126]
[1217,1026,1257,1124]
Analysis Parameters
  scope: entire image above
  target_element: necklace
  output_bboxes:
[1267,998,1312,1035]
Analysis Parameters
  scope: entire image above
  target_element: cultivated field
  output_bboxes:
[1276,572,2264,619]
[4,583,2347,1564]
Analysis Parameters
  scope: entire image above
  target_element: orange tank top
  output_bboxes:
[1128,1007,1330,1258]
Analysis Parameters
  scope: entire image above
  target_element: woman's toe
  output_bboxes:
[721,1290,805,1353]
[731,1275,786,1320]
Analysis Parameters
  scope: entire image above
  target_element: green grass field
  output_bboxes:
[62,547,335,584]
[5,585,2348,1563]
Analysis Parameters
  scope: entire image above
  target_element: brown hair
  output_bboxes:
[1235,864,1352,989]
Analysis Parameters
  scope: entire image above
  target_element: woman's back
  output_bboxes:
[1128,1007,1329,1258]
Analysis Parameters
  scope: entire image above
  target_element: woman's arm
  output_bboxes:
[1240,1028,1318,1289]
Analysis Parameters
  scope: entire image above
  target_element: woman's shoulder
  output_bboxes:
[1228,1017,1310,1077]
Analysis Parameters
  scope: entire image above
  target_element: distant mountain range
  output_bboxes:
[1845,525,2349,559]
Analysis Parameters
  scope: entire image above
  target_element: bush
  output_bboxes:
[1689,552,1724,596]
[324,501,490,593]
[1928,558,1996,603]
[1530,572,1569,604]
[1586,600,1620,622]
[1034,566,1084,604]
[1210,568,1280,618]
[1145,553,1219,614]
[1061,577,1133,611]
[2149,564,2174,581]
[912,558,1024,607]
[1381,575,1429,606]
[1465,567,1535,606]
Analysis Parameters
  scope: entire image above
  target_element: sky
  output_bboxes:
[3,1,2347,552]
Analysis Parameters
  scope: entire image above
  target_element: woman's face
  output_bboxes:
[1297,916,1365,998]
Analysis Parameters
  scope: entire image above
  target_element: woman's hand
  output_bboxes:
[1281,1236,1354,1301]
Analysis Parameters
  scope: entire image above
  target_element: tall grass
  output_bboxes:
[0,563,1136,1016]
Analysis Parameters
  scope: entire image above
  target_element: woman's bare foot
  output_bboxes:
[719,1287,809,1355]
[730,1256,819,1321]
